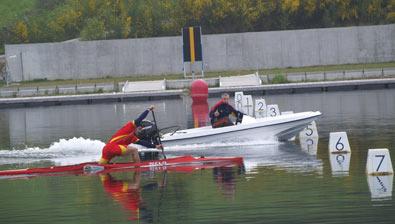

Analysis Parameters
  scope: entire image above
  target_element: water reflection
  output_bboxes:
[166,142,323,175]
[329,153,351,176]
[99,165,245,222]
[213,166,243,200]
[367,175,394,201]
[299,136,319,155]
[192,102,209,128]
[100,172,144,221]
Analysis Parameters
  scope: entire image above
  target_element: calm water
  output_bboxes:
[0,89,394,223]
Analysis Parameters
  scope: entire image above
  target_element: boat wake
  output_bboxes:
[0,137,104,165]
[0,137,322,175]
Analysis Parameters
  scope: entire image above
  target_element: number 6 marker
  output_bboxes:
[329,132,351,154]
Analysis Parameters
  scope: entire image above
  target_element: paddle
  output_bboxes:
[151,110,166,159]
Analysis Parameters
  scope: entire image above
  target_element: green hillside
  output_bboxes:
[0,0,36,29]
[0,0,394,55]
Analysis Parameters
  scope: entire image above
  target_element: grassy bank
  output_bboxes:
[1,61,394,89]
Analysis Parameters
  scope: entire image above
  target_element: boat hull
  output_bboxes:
[161,111,321,146]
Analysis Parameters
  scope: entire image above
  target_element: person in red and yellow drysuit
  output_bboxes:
[100,172,142,220]
[99,105,162,164]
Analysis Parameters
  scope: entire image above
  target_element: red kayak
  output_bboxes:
[0,155,243,177]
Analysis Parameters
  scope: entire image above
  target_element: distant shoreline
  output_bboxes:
[1,78,394,109]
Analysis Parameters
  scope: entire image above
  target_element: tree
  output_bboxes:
[14,21,29,43]
[388,0,395,22]
[80,18,106,40]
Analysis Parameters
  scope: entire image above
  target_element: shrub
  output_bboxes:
[271,74,288,84]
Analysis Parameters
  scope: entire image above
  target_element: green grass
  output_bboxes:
[0,0,37,29]
[3,61,395,89]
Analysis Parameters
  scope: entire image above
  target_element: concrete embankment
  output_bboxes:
[1,78,395,109]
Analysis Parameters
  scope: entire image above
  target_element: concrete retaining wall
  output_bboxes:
[5,24,395,82]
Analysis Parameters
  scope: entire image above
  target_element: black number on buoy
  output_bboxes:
[375,155,385,172]
[376,176,387,192]
[336,137,344,151]
[306,138,314,151]
[245,97,252,114]
[236,94,242,109]
[336,154,345,165]
[306,124,313,136]
[258,102,264,111]
[270,107,276,117]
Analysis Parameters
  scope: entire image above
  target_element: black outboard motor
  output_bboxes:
[137,120,159,143]
[235,111,244,125]
[137,120,161,160]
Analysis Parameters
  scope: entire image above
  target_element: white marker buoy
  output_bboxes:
[366,149,393,175]
[329,153,351,176]
[266,104,280,117]
[299,121,318,139]
[300,136,318,155]
[234,92,244,112]
[367,175,393,200]
[254,98,266,118]
[242,95,254,116]
[328,132,351,154]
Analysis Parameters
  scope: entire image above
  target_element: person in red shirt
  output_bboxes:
[99,105,162,164]
[209,93,242,128]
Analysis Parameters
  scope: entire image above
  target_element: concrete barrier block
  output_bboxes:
[306,73,324,81]
[122,80,166,92]
[0,90,16,97]
[165,78,218,89]
[344,70,363,79]
[287,73,305,82]
[220,73,261,87]
[364,69,383,78]
[384,68,395,77]
[325,71,344,80]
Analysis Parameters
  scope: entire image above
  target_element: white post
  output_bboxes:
[254,98,266,118]
[328,132,351,154]
[266,104,280,117]
[299,121,319,139]
[234,92,244,112]
[366,149,393,175]
[242,95,254,116]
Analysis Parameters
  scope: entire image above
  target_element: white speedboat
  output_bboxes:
[161,111,322,146]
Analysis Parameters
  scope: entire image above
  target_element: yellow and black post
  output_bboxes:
[182,26,203,78]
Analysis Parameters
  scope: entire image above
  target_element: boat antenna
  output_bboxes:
[152,110,166,159]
